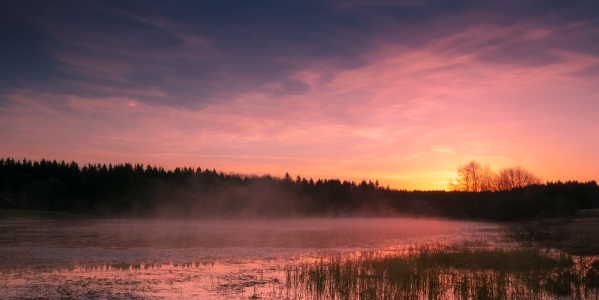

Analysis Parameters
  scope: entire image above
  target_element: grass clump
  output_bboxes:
[286,245,599,300]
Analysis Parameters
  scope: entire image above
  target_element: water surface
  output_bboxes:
[0,218,492,299]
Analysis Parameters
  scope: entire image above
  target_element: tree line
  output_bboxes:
[0,157,597,221]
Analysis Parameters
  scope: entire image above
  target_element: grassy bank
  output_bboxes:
[0,208,78,220]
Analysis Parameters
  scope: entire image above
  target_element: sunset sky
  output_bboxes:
[1,0,598,190]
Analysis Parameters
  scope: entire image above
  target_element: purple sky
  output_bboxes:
[1,0,598,189]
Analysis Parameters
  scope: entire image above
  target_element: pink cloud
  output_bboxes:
[2,21,599,190]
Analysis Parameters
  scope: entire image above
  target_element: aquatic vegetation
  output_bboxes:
[284,245,599,300]
[1,218,597,299]
[1,244,597,299]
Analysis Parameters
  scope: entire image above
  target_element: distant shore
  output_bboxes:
[0,208,79,220]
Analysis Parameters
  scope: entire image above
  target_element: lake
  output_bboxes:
[0,218,494,299]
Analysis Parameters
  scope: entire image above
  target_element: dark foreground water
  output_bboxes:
[0,218,595,299]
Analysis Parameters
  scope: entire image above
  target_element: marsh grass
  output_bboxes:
[2,245,598,299]
[285,244,599,300]
[3,216,599,300]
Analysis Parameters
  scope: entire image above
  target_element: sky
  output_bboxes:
[1,0,598,190]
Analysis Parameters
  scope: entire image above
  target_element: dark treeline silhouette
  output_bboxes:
[1,157,598,221]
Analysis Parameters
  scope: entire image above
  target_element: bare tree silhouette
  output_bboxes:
[450,161,541,191]
[497,166,543,190]
[448,160,482,192]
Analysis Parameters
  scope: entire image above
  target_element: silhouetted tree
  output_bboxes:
[497,166,542,190]
[450,161,541,192]
[449,160,483,191]
[479,163,497,192]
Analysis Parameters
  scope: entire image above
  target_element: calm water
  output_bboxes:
[0,218,493,299]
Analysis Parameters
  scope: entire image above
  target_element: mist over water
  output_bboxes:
[0,218,484,249]
[0,218,492,299]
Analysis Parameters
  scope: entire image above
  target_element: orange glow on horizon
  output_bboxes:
[2,23,598,190]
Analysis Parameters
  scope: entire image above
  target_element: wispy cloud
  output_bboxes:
[1,0,598,189]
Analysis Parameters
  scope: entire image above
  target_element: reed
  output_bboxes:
[285,244,599,300]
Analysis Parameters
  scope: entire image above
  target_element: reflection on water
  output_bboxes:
[0,258,285,299]
[0,218,532,299]
[2,246,598,299]
[0,218,486,249]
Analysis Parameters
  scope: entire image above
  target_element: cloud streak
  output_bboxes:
[1,0,598,189]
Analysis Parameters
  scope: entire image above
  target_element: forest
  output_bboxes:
[0,157,598,221]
